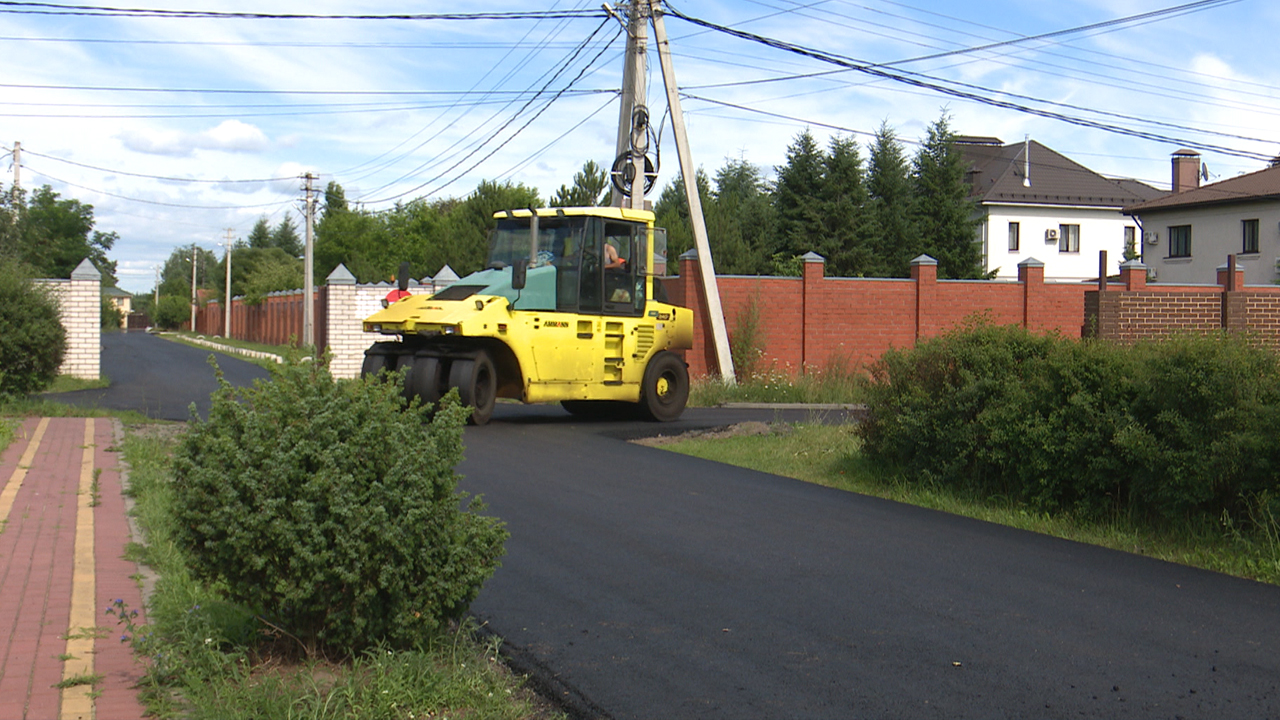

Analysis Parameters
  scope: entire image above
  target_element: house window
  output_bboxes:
[1008,222,1020,252]
[1058,224,1080,253]
[1243,219,1260,254]
[1124,226,1137,259]
[1169,225,1191,258]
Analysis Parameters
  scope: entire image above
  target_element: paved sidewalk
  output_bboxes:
[0,417,147,720]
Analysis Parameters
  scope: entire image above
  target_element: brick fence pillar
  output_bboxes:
[1018,257,1044,330]
[910,254,937,340]
[1120,259,1147,291]
[324,264,364,379]
[61,259,102,380]
[1219,256,1247,331]
[801,251,825,372]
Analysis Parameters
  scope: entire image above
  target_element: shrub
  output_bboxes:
[151,295,189,330]
[858,322,1280,527]
[0,263,66,398]
[101,296,124,330]
[170,354,507,655]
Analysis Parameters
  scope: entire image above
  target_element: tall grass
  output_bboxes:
[690,355,869,406]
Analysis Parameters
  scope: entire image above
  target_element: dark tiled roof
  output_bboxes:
[960,139,1161,208]
[1124,163,1280,213]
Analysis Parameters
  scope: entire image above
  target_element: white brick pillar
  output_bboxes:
[61,259,102,380]
[325,264,367,380]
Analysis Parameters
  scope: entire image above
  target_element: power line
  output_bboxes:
[23,165,294,209]
[661,4,1277,162]
[0,81,610,96]
[361,19,621,205]
[0,35,588,50]
[23,149,294,183]
[0,3,605,20]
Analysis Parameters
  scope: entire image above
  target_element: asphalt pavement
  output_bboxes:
[463,406,1280,719]
[43,331,272,420]
[36,335,1280,718]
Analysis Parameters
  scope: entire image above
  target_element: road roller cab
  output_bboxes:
[360,206,693,425]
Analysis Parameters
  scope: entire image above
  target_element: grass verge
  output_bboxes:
[689,361,869,407]
[119,424,561,720]
[44,375,111,394]
[661,423,1280,586]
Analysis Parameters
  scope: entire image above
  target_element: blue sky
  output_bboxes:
[2,0,1277,293]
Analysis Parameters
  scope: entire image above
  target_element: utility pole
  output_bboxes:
[189,244,198,332]
[223,228,234,338]
[612,0,649,209]
[647,1,735,381]
[153,264,160,309]
[302,172,316,348]
[11,141,19,191]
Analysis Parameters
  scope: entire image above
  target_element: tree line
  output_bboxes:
[300,110,981,286]
[654,112,981,279]
[18,109,980,328]
[0,184,119,284]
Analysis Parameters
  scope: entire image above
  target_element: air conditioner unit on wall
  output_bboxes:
[1045,228,1058,241]
[1144,231,1160,246]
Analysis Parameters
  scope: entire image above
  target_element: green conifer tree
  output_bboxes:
[912,112,982,278]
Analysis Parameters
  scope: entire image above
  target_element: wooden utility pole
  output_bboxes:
[648,1,735,380]
[190,245,198,332]
[302,172,317,348]
[223,228,234,338]
[613,1,649,209]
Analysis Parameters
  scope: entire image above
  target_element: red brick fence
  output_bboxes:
[185,254,1280,380]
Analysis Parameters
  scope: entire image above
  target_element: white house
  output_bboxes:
[1124,150,1280,285]
[959,137,1163,282]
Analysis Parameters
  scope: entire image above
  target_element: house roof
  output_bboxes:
[958,137,1162,208]
[1124,162,1280,214]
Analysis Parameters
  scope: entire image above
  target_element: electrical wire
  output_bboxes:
[496,93,619,182]
[23,165,295,209]
[660,4,1277,162]
[0,3,605,21]
[23,149,295,183]
[361,20,622,205]
[337,0,606,182]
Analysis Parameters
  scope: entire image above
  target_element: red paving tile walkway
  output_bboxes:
[0,417,147,720]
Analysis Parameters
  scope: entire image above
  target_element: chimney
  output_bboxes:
[1172,149,1201,193]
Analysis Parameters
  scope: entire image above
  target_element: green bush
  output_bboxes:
[101,296,124,330]
[171,354,507,655]
[152,295,189,330]
[0,263,66,398]
[859,322,1280,527]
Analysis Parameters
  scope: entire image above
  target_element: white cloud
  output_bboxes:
[117,120,270,157]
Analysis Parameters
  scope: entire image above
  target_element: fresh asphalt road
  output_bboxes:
[461,414,1280,719]
[52,333,1280,718]
[45,331,272,420]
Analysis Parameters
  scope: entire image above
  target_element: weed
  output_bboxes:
[89,468,102,507]
[62,626,110,640]
[54,673,103,689]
